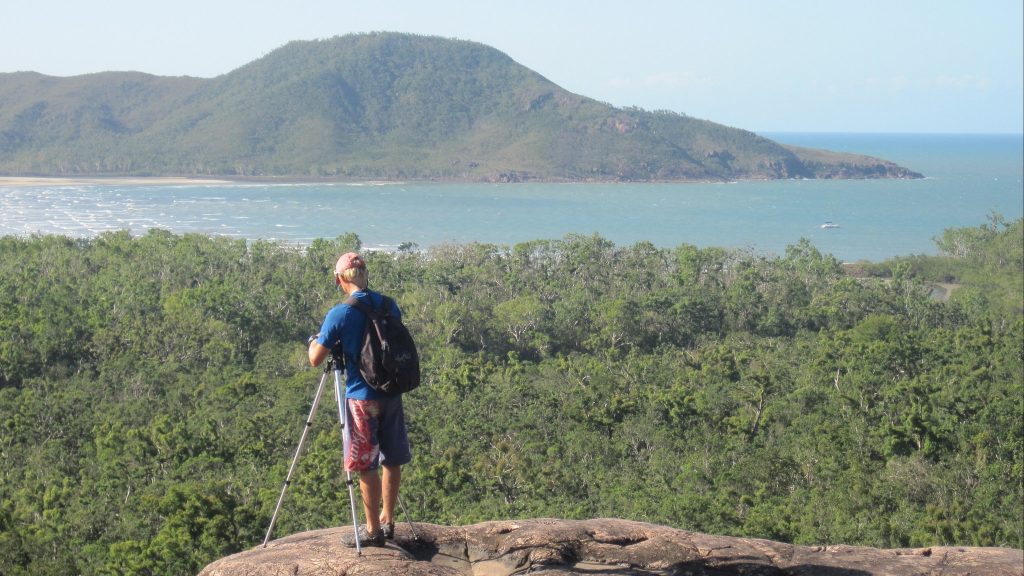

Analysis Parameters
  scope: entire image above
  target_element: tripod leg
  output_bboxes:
[262,369,329,547]
[397,494,420,541]
[334,368,363,556]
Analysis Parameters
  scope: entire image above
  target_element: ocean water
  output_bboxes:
[0,133,1020,262]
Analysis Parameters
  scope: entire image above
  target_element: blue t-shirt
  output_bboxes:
[316,289,402,401]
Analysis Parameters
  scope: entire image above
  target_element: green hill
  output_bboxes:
[0,32,922,181]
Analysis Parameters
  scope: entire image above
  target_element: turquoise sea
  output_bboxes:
[1,133,1021,262]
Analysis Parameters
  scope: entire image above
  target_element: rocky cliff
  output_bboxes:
[199,518,1023,576]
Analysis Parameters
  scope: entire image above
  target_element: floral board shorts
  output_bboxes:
[343,396,412,472]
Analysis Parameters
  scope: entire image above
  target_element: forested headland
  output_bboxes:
[1,216,1021,575]
[0,32,920,182]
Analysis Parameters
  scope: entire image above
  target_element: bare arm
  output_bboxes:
[309,340,330,366]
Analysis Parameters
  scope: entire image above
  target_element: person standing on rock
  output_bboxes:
[308,252,412,547]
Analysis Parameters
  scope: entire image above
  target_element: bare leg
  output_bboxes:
[380,464,401,525]
[359,470,382,533]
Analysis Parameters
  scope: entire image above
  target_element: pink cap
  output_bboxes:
[335,252,366,274]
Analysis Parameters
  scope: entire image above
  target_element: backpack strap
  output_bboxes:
[340,294,371,368]
[343,294,369,315]
[344,293,392,317]
[343,293,390,357]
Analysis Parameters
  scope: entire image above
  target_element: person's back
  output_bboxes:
[320,287,402,400]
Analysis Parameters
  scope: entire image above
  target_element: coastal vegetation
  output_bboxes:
[0,216,1020,574]
[0,33,921,182]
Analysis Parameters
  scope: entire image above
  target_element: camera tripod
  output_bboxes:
[262,356,418,556]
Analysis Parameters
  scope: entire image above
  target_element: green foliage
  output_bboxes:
[0,218,1021,574]
[0,33,919,181]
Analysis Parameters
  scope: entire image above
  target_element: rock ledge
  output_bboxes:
[199,518,1023,576]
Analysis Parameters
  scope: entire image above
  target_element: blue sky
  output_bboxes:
[3,0,1021,133]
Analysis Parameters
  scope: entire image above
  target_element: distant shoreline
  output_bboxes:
[0,176,238,187]
[0,175,714,187]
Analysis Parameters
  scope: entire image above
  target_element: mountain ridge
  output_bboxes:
[0,32,923,181]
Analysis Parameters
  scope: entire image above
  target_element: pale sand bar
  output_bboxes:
[0,176,234,187]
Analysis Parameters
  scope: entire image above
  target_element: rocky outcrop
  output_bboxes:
[199,518,1023,576]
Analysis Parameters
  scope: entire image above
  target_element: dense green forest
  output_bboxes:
[0,33,920,182]
[1,216,1021,575]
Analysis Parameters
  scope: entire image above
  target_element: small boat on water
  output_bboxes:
[820,221,840,229]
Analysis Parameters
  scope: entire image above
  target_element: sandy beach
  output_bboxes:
[0,176,235,187]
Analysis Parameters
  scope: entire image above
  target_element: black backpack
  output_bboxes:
[343,294,420,396]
